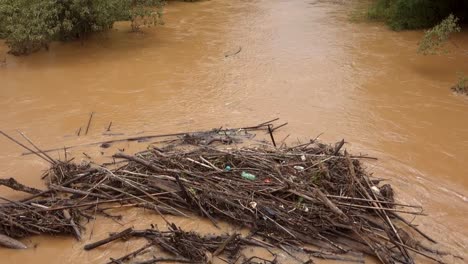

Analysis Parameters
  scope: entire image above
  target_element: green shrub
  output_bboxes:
[418,14,461,55]
[0,0,61,55]
[452,72,468,95]
[0,1,6,37]
[367,0,468,30]
[0,0,164,55]
[130,0,165,32]
[387,0,451,30]
[367,0,393,21]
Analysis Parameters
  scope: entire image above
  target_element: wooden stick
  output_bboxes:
[22,123,273,156]
[326,195,421,208]
[113,153,160,171]
[133,257,193,264]
[63,209,81,241]
[334,202,425,215]
[346,152,412,262]
[85,112,94,135]
[213,233,237,256]
[254,118,280,127]
[49,184,109,199]
[271,122,288,132]
[108,243,152,264]
[267,125,277,147]
[333,139,345,155]
[389,212,436,243]
[0,234,27,249]
[0,178,43,194]
[0,131,53,164]
[17,131,57,164]
[84,228,133,250]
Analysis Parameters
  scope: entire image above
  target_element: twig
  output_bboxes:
[22,122,275,156]
[17,131,56,164]
[108,243,152,264]
[268,125,277,147]
[224,46,242,57]
[107,121,113,132]
[213,233,237,256]
[63,209,81,241]
[85,112,94,135]
[84,228,133,250]
[0,131,53,164]
[0,178,43,194]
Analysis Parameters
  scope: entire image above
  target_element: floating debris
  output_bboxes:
[0,120,450,263]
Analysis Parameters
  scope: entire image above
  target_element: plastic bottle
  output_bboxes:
[241,171,256,180]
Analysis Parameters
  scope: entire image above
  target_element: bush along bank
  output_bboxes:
[0,0,164,55]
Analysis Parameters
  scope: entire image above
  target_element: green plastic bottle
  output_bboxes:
[241,171,256,181]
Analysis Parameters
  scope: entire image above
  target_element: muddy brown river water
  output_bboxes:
[0,0,467,263]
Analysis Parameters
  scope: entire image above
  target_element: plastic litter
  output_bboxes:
[225,165,232,171]
[294,166,305,171]
[241,171,256,180]
[371,186,381,195]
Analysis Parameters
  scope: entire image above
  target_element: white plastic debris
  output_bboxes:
[301,155,306,161]
[294,166,305,171]
[371,186,381,195]
[249,201,257,209]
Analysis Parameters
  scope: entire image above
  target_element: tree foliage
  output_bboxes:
[367,0,468,30]
[418,14,461,55]
[130,0,164,32]
[0,0,164,55]
[452,72,468,95]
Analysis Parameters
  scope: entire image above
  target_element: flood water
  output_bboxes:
[0,0,467,263]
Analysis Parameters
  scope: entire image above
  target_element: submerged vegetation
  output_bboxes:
[0,0,164,55]
[416,15,467,95]
[452,72,468,95]
[418,14,461,55]
[353,1,467,95]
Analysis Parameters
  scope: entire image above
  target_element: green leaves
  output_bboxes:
[452,72,468,95]
[367,0,467,31]
[0,0,165,55]
[0,0,60,55]
[129,0,165,32]
[418,14,461,55]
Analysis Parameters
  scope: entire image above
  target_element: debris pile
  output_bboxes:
[0,121,447,263]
